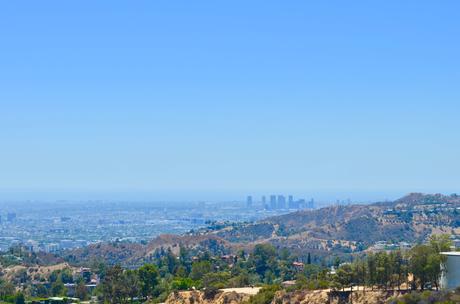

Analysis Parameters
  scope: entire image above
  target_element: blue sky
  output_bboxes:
[1,1,459,201]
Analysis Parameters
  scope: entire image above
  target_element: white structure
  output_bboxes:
[440,252,460,290]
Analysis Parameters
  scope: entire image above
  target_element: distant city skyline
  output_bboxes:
[0,189,440,205]
[1,1,459,200]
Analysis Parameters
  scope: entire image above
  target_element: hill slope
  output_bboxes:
[200,193,460,257]
[64,193,460,266]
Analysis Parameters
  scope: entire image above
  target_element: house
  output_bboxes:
[292,261,304,271]
[440,252,460,290]
[281,280,297,288]
[221,254,237,264]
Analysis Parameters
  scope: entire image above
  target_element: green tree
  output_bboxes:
[353,260,367,291]
[165,249,177,273]
[51,278,66,296]
[375,252,391,289]
[250,244,277,280]
[175,265,188,278]
[123,269,140,302]
[243,285,280,304]
[429,234,452,253]
[409,244,432,290]
[202,272,230,289]
[335,264,353,291]
[391,250,405,290]
[303,263,321,280]
[229,272,251,287]
[33,284,49,298]
[190,261,212,281]
[14,292,25,304]
[138,263,159,298]
[102,265,126,303]
[75,279,88,300]
[60,268,74,283]
[428,234,452,290]
[172,277,195,290]
[0,279,15,297]
[366,253,377,290]
[408,239,450,291]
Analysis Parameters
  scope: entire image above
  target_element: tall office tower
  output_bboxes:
[288,195,294,209]
[0,215,2,224]
[277,195,286,209]
[298,199,306,209]
[246,195,253,208]
[308,198,315,209]
[270,195,277,210]
[261,196,267,209]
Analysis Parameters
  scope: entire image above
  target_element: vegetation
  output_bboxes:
[0,230,455,304]
[327,235,451,292]
[387,287,460,304]
[92,235,452,303]
[243,285,280,304]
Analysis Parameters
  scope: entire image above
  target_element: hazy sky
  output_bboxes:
[1,1,459,200]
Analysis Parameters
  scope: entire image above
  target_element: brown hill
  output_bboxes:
[64,193,460,266]
[165,289,252,304]
[164,289,406,304]
[202,193,459,257]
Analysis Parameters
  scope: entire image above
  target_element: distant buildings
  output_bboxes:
[453,239,460,249]
[44,243,60,253]
[371,240,412,252]
[292,261,304,271]
[246,196,253,208]
[270,195,277,210]
[7,212,16,222]
[246,194,316,211]
[277,195,286,209]
[2,200,278,253]
[281,280,297,288]
[24,240,40,252]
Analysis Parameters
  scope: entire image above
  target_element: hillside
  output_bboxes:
[206,193,459,257]
[63,234,231,267]
[63,193,460,266]
[165,288,258,304]
[270,289,460,304]
[164,289,457,304]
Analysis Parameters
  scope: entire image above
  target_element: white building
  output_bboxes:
[440,252,460,290]
[44,243,59,253]
[24,240,40,253]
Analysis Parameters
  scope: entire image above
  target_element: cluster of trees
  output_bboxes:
[63,235,455,302]
[327,235,451,291]
[0,235,453,303]
[388,287,460,304]
[97,244,307,302]
[0,279,25,304]
[0,267,90,303]
[243,285,281,304]
[100,264,159,303]
[28,268,89,300]
[243,236,453,304]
